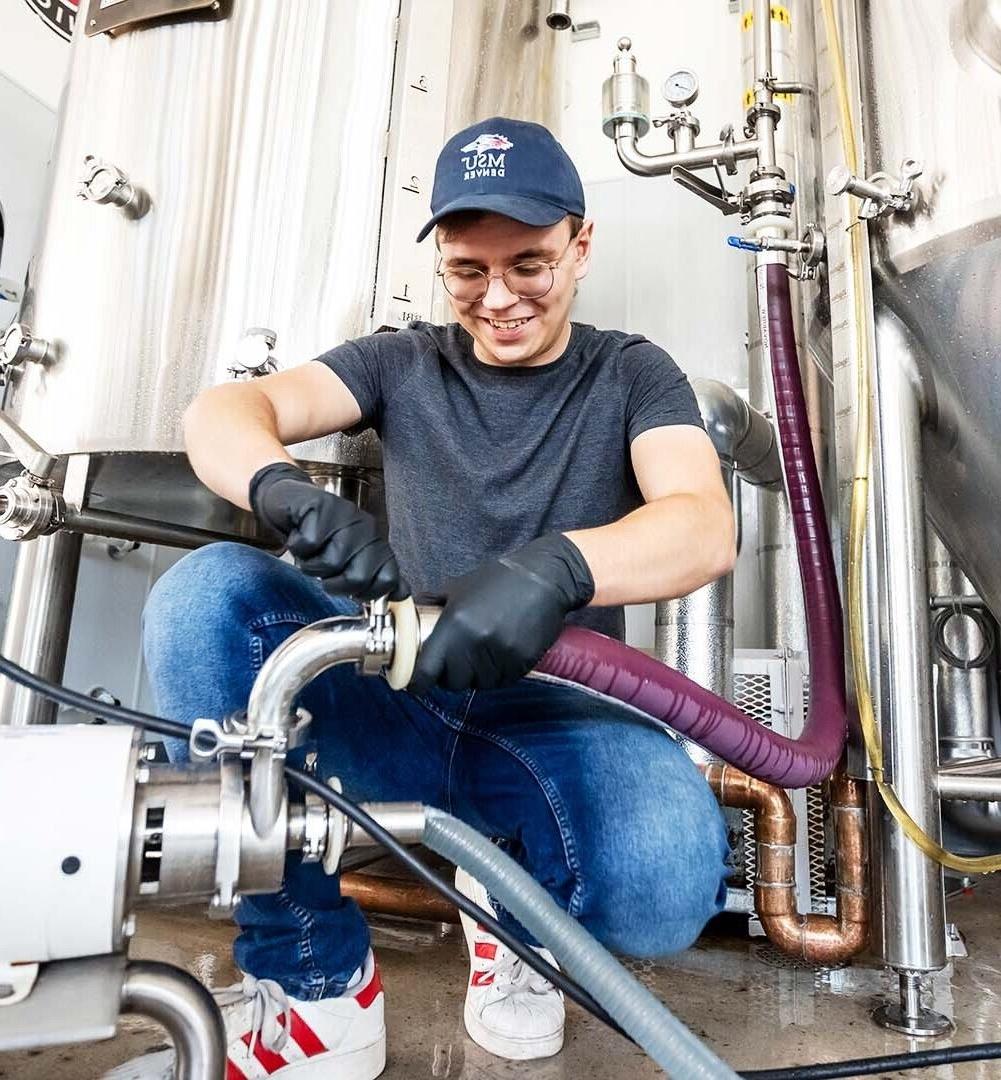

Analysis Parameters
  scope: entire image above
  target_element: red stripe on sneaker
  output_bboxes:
[241,1032,288,1074]
[355,964,384,1010]
[287,1010,327,1058]
[474,942,497,960]
[226,1062,248,1080]
[471,970,494,987]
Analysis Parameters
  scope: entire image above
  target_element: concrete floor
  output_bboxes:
[4,877,1001,1079]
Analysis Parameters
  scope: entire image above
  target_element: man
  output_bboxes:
[137,117,733,1079]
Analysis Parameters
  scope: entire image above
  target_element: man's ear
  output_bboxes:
[573,219,594,282]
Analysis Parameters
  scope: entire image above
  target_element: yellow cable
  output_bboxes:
[820,0,1001,873]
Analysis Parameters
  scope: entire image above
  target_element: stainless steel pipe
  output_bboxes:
[869,311,946,977]
[121,961,225,1080]
[614,120,760,178]
[0,531,83,726]
[246,617,372,837]
[657,381,781,718]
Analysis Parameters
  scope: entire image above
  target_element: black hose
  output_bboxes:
[739,1041,1001,1079]
[0,653,190,740]
[7,652,1001,1079]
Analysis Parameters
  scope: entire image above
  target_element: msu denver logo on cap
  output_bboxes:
[460,133,514,181]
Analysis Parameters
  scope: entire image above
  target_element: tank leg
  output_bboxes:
[0,531,83,726]
[868,312,949,1035]
[872,970,952,1037]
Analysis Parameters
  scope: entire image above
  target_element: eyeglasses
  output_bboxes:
[436,235,578,303]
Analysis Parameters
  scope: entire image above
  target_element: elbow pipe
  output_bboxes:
[704,764,868,964]
[614,120,760,178]
[537,266,847,788]
[692,378,783,490]
[121,961,226,1080]
[246,616,372,836]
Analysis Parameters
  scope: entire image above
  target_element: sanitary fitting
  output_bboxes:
[826,158,923,220]
[1,322,50,378]
[229,327,278,379]
[727,224,826,279]
[77,155,151,220]
[0,473,63,541]
[545,0,572,31]
[602,39,651,139]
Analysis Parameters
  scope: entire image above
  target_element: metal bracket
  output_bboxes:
[85,0,231,37]
[672,163,742,216]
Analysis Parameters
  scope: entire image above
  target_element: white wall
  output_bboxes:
[560,2,750,648]
[2,0,74,110]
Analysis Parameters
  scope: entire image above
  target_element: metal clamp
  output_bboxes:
[0,473,63,541]
[826,158,923,220]
[228,327,279,379]
[189,710,311,762]
[362,596,396,676]
[1,323,50,375]
[77,156,151,220]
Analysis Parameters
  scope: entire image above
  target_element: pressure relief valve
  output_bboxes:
[602,38,651,139]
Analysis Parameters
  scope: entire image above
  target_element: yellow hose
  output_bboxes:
[820,0,1001,873]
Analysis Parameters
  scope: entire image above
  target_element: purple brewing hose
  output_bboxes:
[536,263,847,788]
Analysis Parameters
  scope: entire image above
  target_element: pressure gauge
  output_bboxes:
[663,69,699,108]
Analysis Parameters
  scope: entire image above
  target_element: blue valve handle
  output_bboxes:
[727,235,763,252]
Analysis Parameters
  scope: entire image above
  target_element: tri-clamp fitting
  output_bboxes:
[1,322,50,378]
[77,155,151,220]
[727,224,826,279]
[0,473,63,541]
[826,158,923,220]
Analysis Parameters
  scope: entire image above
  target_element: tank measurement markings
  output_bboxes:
[742,5,792,31]
[372,0,454,332]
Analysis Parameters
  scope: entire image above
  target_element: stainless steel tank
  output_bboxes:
[856,0,1001,616]
[4,0,566,536]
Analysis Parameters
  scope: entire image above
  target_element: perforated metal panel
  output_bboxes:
[727,650,832,923]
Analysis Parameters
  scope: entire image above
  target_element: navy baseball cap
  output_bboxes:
[416,117,585,242]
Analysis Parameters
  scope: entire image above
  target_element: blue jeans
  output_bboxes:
[142,542,730,1001]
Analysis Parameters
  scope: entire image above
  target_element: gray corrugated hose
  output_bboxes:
[423,807,738,1079]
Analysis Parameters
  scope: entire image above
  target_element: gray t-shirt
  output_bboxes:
[316,321,702,639]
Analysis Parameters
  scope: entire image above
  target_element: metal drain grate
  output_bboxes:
[753,940,846,972]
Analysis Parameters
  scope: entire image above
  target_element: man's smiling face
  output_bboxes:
[436,213,593,368]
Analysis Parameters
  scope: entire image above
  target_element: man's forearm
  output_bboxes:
[183,383,295,510]
[564,492,736,607]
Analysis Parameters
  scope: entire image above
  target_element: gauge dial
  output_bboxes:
[663,69,699,108]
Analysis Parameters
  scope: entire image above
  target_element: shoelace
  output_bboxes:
[487,947,556,997]
[214,974,291,1058]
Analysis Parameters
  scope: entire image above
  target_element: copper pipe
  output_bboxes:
[703,762,869,964]
[341,871,459,924]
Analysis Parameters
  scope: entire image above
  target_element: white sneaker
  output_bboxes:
[103,950,386,1079]
[455,867,565,1061]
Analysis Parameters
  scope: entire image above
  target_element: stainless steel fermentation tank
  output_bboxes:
[0,0,567,724]
[857,1,1001,617]
[6,0,565,530]
[810,0,1001,1032]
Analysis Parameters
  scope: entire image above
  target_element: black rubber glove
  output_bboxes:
[410,533,594,694]
[249,462,407,601]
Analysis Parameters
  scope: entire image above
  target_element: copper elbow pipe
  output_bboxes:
[703,762,869,965]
